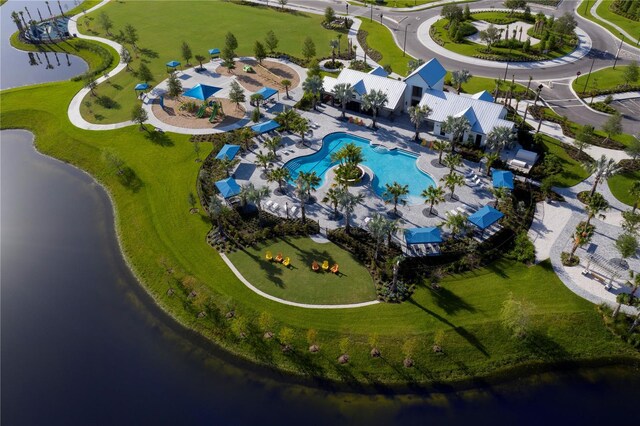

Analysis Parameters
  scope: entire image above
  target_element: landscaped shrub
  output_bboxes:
[591,102,617,114]
[294,92,315,111]
[561,251,579,266]
[348,59,372,73]
[95,95,119,109]
[69,40,115,80]
[356,30,383,63]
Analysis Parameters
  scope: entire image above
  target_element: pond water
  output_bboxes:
[0,0,87,90]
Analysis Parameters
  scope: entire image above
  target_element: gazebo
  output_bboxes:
[134,82,149,96]
[208,48,220,58]
[404,227,442,256]
[255,87,279,102]
[183,83,222,101]
[166,60,181,72]
[492,170,514,190]
[251,120,280,135]
[467,205,504,231]
[215,144,241,161]
[215,177,241,198]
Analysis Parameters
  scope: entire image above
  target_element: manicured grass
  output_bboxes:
[608,171,640,206]
[577,0,639,44]
[572,65,639,94]
[446,72,530,96]
[77,1,344,123]
[3,19,638,385]
[358,19,414,76]
[349,0,439,7]
[539,135,590,187]
[227,237,377,304]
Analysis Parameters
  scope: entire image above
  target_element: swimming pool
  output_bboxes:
[284,132,435,205]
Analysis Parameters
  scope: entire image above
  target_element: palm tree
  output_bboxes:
[302,75,323,110]
[247,185,271,213]
[332,83,355,119]
[422,185,446,215]
[219,157,240,177]
[484,151,500,175]
[281,79,291,99]
[361,89,388,129]
[254,150,273,175]
[264,135,283,158]
[629,181,640,213]
[293,117,310,146]
[367,213,387,259]
[329,39,339,66]
[451,69,472,94]
[442,152,462,174]
[408,105,432,141]
[569,221,594,257]
[433,140,450,165]
[275,108,300,131]
[443,212,468,239]
[322,185,345,219]
[441,172,465,200]
[299,171,321,200]
[486,126,515,153]
[194,54,206,70]
[250,93,264,116]
[584,192,609,226]
[584,155,621,197]
[383,182,409,216]
[383,217,399,247]
[441,115,471,151]
[267,167,290,194]
[208,196,228,237]
[295,176,310,223]
[338,189,364,234]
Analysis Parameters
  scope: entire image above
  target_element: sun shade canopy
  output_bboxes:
[215,177,241,198]
[250,120,280,134]
[215,144,241,161]
[467,205,504,230]
[404,227,443,245]
[492,170,514,190]
[183,84,222,100]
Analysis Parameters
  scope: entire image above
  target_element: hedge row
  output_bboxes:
[356,30,383,63]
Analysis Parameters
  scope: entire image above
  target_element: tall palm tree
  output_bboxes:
[367,213,387,259]
[422,185,446,215]
[275,108,300,131]
[441,172,465,200]
[441,116,471,152]
[281,79,291,99]
[208,196,228,237]
[384,217,399,247]
[293,117,310,146]
[267,167,290,194]
[338,189,364,234]
[443,212,468,239]
[408,105,432,141]
[247,185,271,213]
[219,157,240,177]
[570,221,594,257]
[442,152,462,174]
[486,126,515,152]
[299,171,321,199]
[322,185,345,219]
[361,89,388,129]
[584,192,609,226]
[584,155,621,197]
[254,150,273,175]
[295,176,310,223]
[433,140,450,165]
[383,182,409,216]
[302,75,323,110]
[451,69,472,94]
[332,83,355,119]
[329,39,339,66]
[484,151,500,175]
[264,135,283,158]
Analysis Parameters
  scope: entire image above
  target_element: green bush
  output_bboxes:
[507,232,536,264]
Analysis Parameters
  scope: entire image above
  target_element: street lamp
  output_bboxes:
[370,2,373,22]
[403,22,411,57]
[613,35,625,69]
[380,13,383,25]
[582,55,597,95]
[345,3,348,16]
[534,84,543,106]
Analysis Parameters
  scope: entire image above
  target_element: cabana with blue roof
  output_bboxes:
[255,87,279,102]
[251,120,280,135]
[467,205,504,230]
[208,48,220,58]
[492,170,514,190]
[166,60,181,72]
[215,144,241,161]
[404,227,443,245]
[183,83,222,101]
[215,177,242,199]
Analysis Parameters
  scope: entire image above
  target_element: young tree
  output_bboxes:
[338,189,364,234]
[625,134,640,160]
[137,62,153,83]
[368,333,381,358]
[278,326,294,352]
[131,105,149,131]
[264,135,283,158]
[120,46,133,71]
[302,75,323,110]
[225,32,238,55]
[187,192,198,212]
[299,171,321,200]
[307,329,319,353]
[332,83,355,119]
[123,24,138,51]
[584,155,621,197]
[422,185,446,215]
[278,0,288,9]
[407,58,425,74]
[181,41,192,65]
[228,80,246,109]
[443,152,462,174]
[584,192,609,226]
[451,69,472,94]
[383,182,409,216]
[408,105,432,141]
[500,293,534,339]
[281,79,291,99]
[167,71,182,97]
[221,46,235,73]
[569,221,595,257]
[361,89,389,129]
[338,337,351,364]
[265,30,279,53]
[324,6,335,24]
[293,117,310,146]
[441,4,463,22]
[194,54,206,70]
[622,61,639,86]
[302,37,316,62]
[267,167,291,194]
[622,210,640,234]
[601,112,623,143]
[193,140,201,162]
[219,157,240,178]
[615,233,639,259]
[402,338,417,368]
[258,312,274,338]
[478,24,501,51]
[208,196,229,237]
[83,72,97,96]
[254,41,267,64]
[574,124,594,155]
[329,39,339,66]
[322,185,345,219]
[98,12,113,35]
[486,126,515,153]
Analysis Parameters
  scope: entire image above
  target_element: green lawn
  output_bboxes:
[577,0,639,44]
[446,72,530,96]
[2,7,638,384]
[348,0,439,7]
[608,171,640,206]
[572,65,639,94]
[357,19,414,76]
[77,1,344,123]
[227,237,377,304]
[539,135,590,187]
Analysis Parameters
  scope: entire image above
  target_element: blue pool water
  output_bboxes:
[285,132,435,205]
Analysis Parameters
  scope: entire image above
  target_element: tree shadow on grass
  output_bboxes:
[144,130,174,146]
[281,238,337,267]
[117,167,143,193]
[522,330,569,360]
[138,47,159,58]
[485,261,509,279]
[239,247,285,288]
[430,286,478,316]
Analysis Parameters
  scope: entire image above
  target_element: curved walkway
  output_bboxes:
[591,0,640,46]
[416,12,592,70]
[220,253,380,309]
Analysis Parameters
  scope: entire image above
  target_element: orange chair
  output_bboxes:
[275,253,283,263]
[330,264,339,274]
[322,260,329,271]
[311,261,320,272]
[265,251,273,261]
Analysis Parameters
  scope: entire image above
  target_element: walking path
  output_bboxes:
[590,0,640,47]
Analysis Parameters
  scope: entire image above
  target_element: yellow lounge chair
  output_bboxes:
[330,264,339,274]
[283,257,290,267]
[265,251,273,261]
[322,260,329,271]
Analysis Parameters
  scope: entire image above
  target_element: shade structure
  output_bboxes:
[134,82,149,91]
[166,60,181,68]
[492,170,514,190]
[215,177,241,198]
[215,144,241,161]
[251,120,280,135]
[208,48,220,55]
[183,83,222,101]
[255,87,278,100]
[467,205,504,230]
[404,227,442,245]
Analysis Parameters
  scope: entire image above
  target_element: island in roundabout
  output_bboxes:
[2,0,639,387]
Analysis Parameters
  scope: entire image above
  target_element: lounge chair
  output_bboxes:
[330,264,339,274]
[271,202,280,213]
[322,260,329,271]
[275,253,284,263]
[265,200,273,209]
[311,260,320,272]
[364,217,372,225]
[265,251,273,261]
[283,257,290,267]
[290,206,298,216]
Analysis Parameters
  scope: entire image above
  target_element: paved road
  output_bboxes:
[287,0,640,133]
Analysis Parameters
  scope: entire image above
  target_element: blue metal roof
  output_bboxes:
[352,79,366,96]
[251,120,280,134]
[467,205,504,230]
[134,83,149,91]
[215,177,241,198]
[208,48,220,55]
[255,87,278,100]
[183,84,222,100]
[408,58,446,88]
[473,90,494,102]
[215,144,241,161]
[166,60,181,68]
[369,66,389,77]
[492,170,514,190]
[404,227,443,245]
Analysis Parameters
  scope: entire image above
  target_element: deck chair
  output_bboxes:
[322,260,329,271]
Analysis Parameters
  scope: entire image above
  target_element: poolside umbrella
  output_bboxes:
[255,87,278,101]
[215,144,241,161]
[183,83,222,101]
[404,227,442,245]
[492,170,514,190]
[215,177,241,198]
[166,60,181,72]
[208,48,220,57]
[467,205,504,230]
[134,82,149,97]
[250,120,280,135]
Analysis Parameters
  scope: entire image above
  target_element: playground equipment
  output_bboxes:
[196,104,206,118]
[209,101,220,123]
